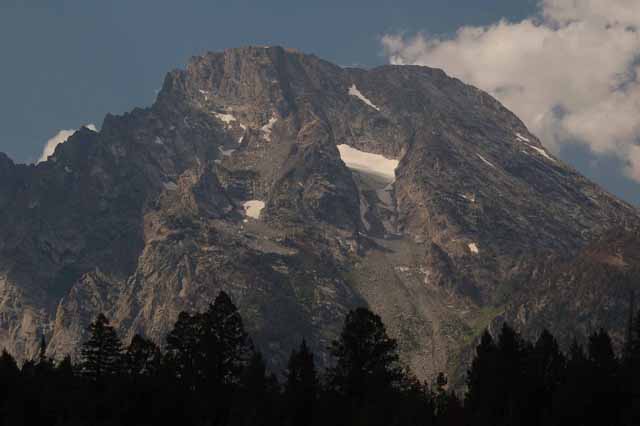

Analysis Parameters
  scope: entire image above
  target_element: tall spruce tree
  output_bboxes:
[165,311,199,388]
[125,334,161,377]
[587,328,620,425]
[285,339,318,426]
[465,330,499,425]
[526,329,566,426]
[198,291,253,387]
[80,313,123,381]
[630,310,640,423]
[329,308,405,403]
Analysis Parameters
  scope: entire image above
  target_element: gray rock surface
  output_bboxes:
[0,46,638,380]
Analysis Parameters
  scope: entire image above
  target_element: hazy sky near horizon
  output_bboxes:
[1,0,639,205]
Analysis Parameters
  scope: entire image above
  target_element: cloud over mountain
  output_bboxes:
[37,124,97,164]
[382,0,640,181]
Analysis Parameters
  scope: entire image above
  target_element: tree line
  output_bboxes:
[0,291,638,425]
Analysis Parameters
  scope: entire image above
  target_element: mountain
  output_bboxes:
[500,226,640,346]
[0,46,638,379]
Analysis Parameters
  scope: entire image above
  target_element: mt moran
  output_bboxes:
[1,46,638,381]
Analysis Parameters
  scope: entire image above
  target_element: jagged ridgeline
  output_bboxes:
[0,46,638,381]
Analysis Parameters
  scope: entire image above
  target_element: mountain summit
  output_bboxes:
[1,46,638,379]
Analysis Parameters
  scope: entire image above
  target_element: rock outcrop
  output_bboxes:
[0,46,638,380]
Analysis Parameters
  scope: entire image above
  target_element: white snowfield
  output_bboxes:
[163,181,178,191]
[515,132,556,162]
[468,242,479,254]
[477,153,496,169]
[218,147,235,157]
[337,144,399,182]
[261,117,278,141]
[243,200,265,219]
[212,112,237,125]
[527,144,556,162]
[348,84,380,111]
[154,136,164,145]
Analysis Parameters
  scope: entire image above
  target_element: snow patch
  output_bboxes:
[64,166,72,173]
[238,136,244,144]
[477,153,496,169]
[526,144,556,162]
[163,181,178,191]
[212,112,236,125]
[515,133,531,143]
[243,200,265,219]
[348,84,380,111]
[337,144,398,182]
[219,147,236,157]
[460,193,476,203]
[154,136,164,145]
[468,243,479,254]
[261,117,278,141]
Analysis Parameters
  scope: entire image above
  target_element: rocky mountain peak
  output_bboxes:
[0,47,638,381]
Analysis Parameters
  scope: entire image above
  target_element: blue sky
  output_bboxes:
[2,0,638,205]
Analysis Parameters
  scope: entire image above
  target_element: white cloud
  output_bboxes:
[382,0,640,182]
[37,124,97,164]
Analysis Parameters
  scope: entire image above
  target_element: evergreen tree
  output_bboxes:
[552,339,590,424]
[497,323,531,426]
[630,310,640,366]
[125,334,161,377]
[465,330,499,425]
[532,329,565,393]
[80,313,123,381]
[198,291,253,387]
[328,306,406,423]
[285,339,318,426]
[588,328,618,374]
[35,335,54,376]
[0,350,19,419]
[432,372,449,419]
[630,310,640,424]
[38,335,47,364]
[165,311,199,388]
[587,328,621,425]
[56,355,75,378]
[527,329,565,425]
[231,351,280,426]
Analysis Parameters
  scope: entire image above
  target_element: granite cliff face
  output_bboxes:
[1,46,638,379]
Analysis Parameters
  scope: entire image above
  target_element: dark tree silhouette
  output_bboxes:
[629,310,640,424]
[198,291,253,387]
[165,310,199,388]
[527,329,565,425]
[329,308,405,399]
[327,307,409,426]
[285,339,318,426]
[465,330,499,425]
[125,334,161,378]
[587,328,621,425]
[0,294,635,426]
[80,313,123,381]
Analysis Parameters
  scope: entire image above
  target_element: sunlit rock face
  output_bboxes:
[0,46,638,382]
